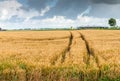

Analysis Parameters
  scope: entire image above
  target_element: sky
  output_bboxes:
[0,0,120,29]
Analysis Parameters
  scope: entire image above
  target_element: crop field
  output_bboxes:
[0,30,120,81]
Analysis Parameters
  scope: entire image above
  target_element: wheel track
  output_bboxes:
[80,32,91,65]
[61,31,73,63]
[23,36,69,41]
[78,31,103,80]
[50,31,73,65]
[78,32,98,66]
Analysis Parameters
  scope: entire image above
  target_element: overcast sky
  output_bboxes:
[0,0,120,29]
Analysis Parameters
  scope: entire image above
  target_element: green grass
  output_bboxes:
[0,62,120,81]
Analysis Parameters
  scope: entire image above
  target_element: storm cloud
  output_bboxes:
[91,0,120,4]
[25,0,120,19]
[25,0,90,19]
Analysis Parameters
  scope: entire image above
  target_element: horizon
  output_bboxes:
[0,0,120,29]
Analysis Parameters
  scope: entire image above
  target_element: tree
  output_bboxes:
[70,26,73,30]
[108,18,116,27]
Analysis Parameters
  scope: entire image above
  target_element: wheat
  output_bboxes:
[0,30,120,81]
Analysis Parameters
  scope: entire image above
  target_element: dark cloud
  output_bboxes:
[91,0,120,4]
[17,0,120,19]
[46,0,88,18]
[27,0,47,10]
[88,3,120,19]
[26,0,89,19]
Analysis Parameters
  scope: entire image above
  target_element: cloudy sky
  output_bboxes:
[0,0,120,29]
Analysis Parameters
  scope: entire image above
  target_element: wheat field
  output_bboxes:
[0,30,120,81]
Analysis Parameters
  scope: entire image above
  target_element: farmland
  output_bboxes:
[0,30,120,81]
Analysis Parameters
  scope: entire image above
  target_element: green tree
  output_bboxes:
[108,18,116,27]
[70,26,73,30]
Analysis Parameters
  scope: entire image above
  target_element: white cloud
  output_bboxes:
[0,9,8,20]
[80,6,92,17]
[0,0,22,20]
[1,15,112,29]
[40,6,50,16]
[42,16,74,24]
[0,0,40,21]
[0,0,54,21]
[76,15,108,26]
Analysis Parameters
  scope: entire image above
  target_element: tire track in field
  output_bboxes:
[78,31,103,79]
[79,32,91,65]
[50,31,73,65]
[61,31,73,63]
[79,32,104,68]
[78,32,96,65]
[23,36,69,41]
